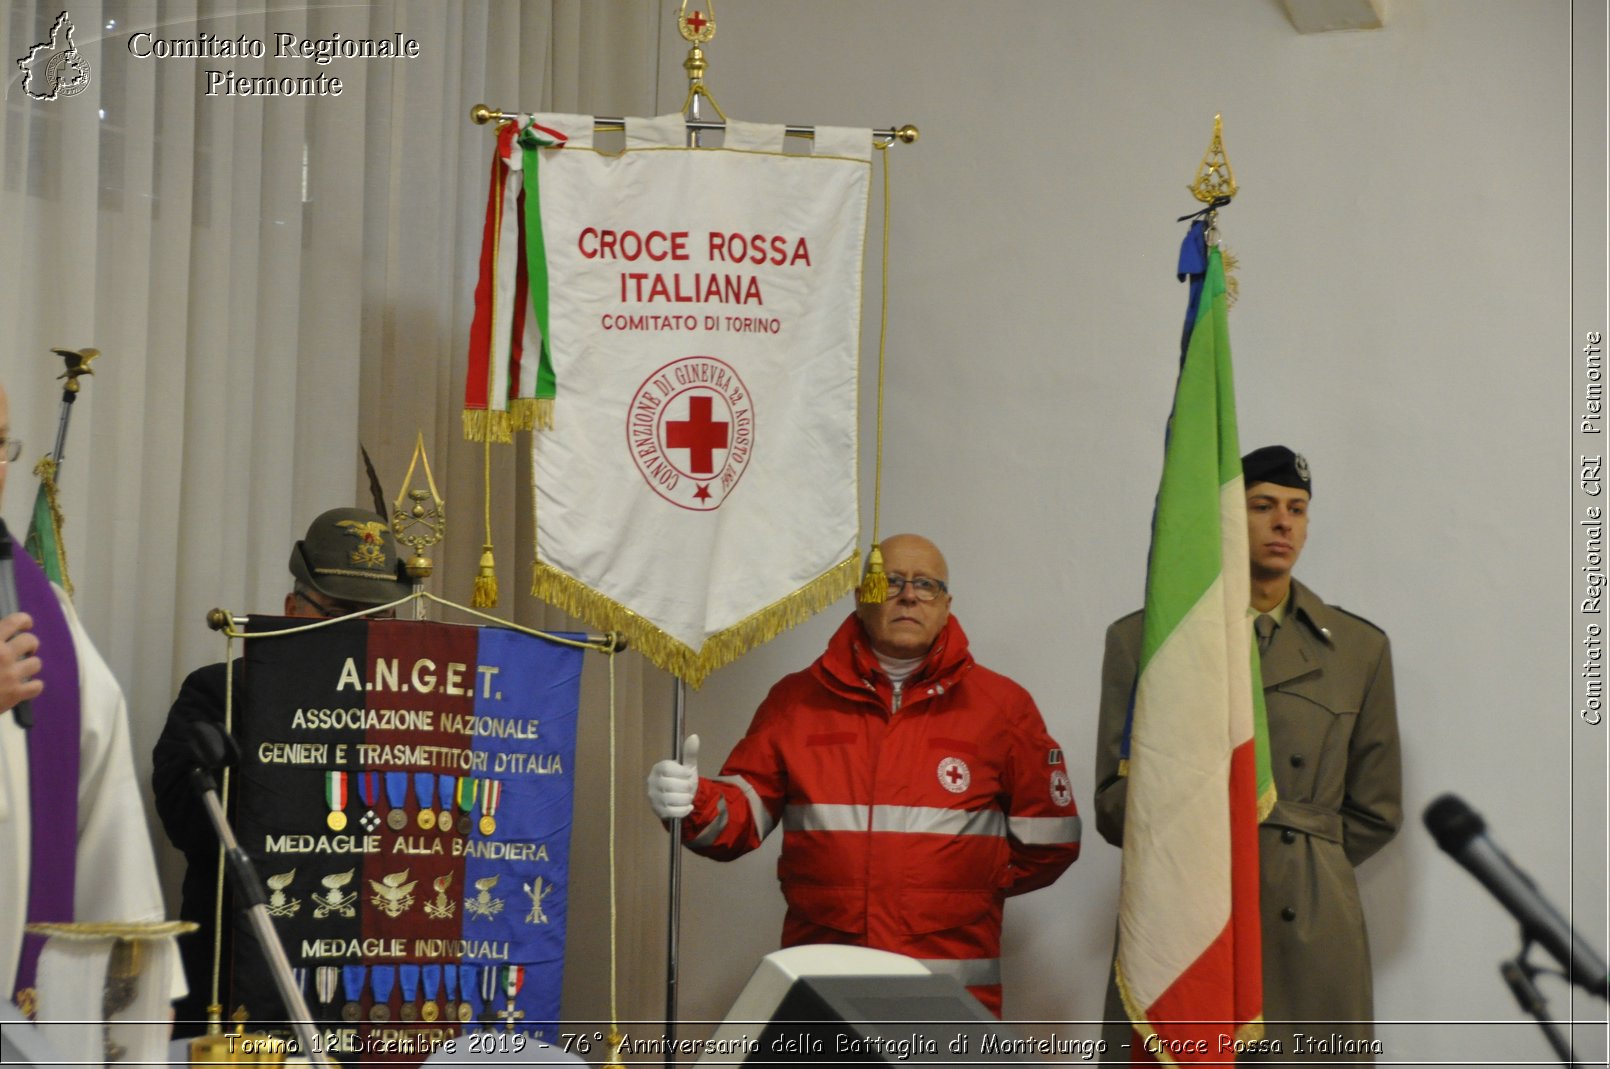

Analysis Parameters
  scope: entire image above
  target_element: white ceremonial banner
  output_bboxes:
[526,114,873,685]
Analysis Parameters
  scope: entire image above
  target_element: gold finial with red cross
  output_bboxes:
[678,1,716,45]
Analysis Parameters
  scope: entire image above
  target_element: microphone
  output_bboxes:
[1425,793,1609,998]
[0,524,34,729]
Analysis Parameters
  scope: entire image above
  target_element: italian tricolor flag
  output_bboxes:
[1116,241,1275,1062]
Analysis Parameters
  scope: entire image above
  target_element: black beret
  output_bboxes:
[1242,445,1312,496]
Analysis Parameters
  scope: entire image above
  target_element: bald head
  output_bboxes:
[856,533,952,658]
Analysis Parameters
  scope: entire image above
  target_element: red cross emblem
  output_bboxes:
[936,757,970,794]
[685,10,707,33]
[628,356,755,512]
[665,395,730,476]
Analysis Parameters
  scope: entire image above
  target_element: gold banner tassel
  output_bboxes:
[472,434,499,608]
[858,143,894,605]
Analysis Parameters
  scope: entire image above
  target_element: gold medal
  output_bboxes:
[479,814,496,836]
[325,771,349,832]
[457,1002,472,1023]
[438,808,453,831]
[421,1001,439,1023]
[418,809,436,831]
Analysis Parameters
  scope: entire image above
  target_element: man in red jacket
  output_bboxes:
[646,533,1081,1016]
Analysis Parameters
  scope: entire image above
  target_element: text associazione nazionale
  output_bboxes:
[126,30,421,97]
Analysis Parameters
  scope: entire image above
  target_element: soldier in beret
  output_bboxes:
[151,508,410,1034]
[1094,446,1403,1063]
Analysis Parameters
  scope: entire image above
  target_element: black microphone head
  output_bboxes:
[188,721,239,772]
[1424,792,1486,853]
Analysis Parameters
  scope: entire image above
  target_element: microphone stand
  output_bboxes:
[186,760,335,1069]
[1501,941,1583,1069]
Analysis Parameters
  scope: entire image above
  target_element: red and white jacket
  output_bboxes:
[680,613,1081,1016]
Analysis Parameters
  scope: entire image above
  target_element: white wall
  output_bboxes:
[654,2,1606,1063]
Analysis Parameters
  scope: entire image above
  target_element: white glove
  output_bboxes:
[646,734,700,821]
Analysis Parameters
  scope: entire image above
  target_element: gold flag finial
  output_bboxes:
[1189,114,1238,204]
[677,0,716,45]
[392,432,446,581]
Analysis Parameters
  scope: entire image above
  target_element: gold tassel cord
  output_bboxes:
[472,433,499,608]
[858,143,892,604]
[533,555,859,687]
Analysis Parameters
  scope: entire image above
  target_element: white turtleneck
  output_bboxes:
[874,650,925,710]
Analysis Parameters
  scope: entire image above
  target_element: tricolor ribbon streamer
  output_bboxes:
[463,117,568,443]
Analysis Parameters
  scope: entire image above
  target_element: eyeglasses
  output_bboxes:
[886,575,948,602]
[0,438,20,464]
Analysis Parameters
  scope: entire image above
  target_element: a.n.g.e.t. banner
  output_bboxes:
[229,617,583,1061]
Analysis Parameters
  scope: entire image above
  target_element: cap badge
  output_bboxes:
[337,519,390,569]
[1294,453,1311,481]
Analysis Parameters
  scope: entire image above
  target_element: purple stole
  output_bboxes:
[9,544,80,1009]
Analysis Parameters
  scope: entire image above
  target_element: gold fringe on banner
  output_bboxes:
[462,399,555,443]
[511,397,554,432]
[531,554,859,687]
[462,410,515,444]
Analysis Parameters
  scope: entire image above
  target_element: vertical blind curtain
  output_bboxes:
[1,0,664,1025]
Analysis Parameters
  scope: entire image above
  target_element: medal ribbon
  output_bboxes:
[457,778,479,812]
[443,963,458,1003]
[482,779,502,821]
[317,966,339,1005]
[358,771,380,808]
[385,771,410,809]
[503,964,525,997]
[414,771,437,810]
[342,964,367,1004]
[461,965,482,1020]
[371,965,396,1005]
[439,773,456,812]
[422,964,441,1003]
[399,963,420,1005]
[326,771,348,812]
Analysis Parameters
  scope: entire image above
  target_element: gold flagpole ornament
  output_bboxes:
[1189,114,1238,206]
[1188,115,1240,305]
[392,433,446,618]
[678,2,727,127]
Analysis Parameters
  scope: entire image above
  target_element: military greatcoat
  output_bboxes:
[1093,579,1402,1064]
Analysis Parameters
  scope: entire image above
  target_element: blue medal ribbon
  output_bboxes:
[422,963,441,1002]
[443,963,459,1002]
[371,964,396,1004]
[460,964,482,1020]
[399,963,420,1003]
[414,771,437,810]
[341,964,367,1003]
[385,771,409,808]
